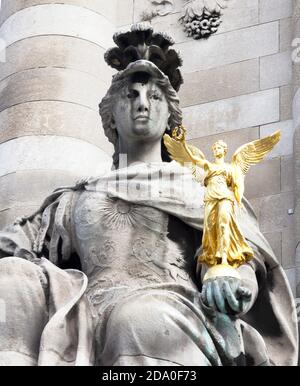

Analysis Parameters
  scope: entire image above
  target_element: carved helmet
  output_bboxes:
[104,22,183,92]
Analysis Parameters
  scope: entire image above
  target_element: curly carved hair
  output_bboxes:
[99,73,182,168]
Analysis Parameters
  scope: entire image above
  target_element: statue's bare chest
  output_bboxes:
[72,192,191,277]
[71,191,198,314]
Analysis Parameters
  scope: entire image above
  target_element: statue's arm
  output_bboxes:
[182,141,208,169]
[0,189,76,265]
[0,214,42,261]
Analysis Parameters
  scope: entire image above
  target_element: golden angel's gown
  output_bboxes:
[200,162,254,268]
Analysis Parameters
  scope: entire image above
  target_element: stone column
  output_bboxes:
[293,0,300,298]
[0,0,119,228]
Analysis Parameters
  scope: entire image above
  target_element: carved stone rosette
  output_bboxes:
[179,0,230,39]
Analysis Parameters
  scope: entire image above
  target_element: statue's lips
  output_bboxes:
[134,116,150,121]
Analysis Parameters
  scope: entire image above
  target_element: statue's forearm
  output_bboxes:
[183,142,206,168]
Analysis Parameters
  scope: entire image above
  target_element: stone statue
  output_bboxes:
[0,24,298,366]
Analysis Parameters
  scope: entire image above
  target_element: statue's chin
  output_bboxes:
[132,125,155,138]
[125,121,166,141]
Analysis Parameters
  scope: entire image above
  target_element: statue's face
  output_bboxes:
[212,143,226,158]
[112,79,170,143]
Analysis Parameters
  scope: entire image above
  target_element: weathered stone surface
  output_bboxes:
[133,0,182,22]
[0,35,115,82]
[184,89,279,140]
[179,59,259,108]
[0,101,114,155]
[293,127,300,205]
[263,231,282,264]
[260,51,292,90]
[187,127,259,160]
[260,0,293,23]
[214,0,259,35]
[96,0,118,22]
[177,22,279,73]
[149,0,259,44]
[280,85,293,120]
[147,12,188,44]
[0,0,118,25]
[0,67,108,113]
[0,169,80,212]
[248,198,260,222]
[0,4,115,49]
[260,120,294,159]
[284,267,296,296]
[245,158,281,199]
[280,17,293,51]
[249,192,294,233]
[281,156,294,193]
[0,205,41,231]
[282,228,296,269]
[0,136,112,177]
[293,88,300,129]
[297,276,300,298]
[117,0,133,26]
[293,60,300,94]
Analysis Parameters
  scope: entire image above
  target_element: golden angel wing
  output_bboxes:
[163,133,205,164]
[163,133,205,183]
[232,130,281,175]
[231,130,281,205]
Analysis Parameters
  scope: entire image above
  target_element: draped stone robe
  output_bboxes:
[0,162,298,366]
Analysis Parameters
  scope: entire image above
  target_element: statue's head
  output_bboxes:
[99,23,183,168]
[212,140,228,159]
[99,61,182,167]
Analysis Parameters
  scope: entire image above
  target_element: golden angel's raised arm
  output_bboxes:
[163,126,207,182]
[231,130,281,206]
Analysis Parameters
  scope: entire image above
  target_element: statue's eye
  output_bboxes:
[150,92,162,101]
[127,90,139,99]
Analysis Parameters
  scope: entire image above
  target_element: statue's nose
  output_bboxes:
[137,94,149,113]
[138,103,149,113]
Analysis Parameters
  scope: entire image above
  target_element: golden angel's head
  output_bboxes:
[212,140,228,158]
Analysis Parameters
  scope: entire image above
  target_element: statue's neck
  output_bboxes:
[118,138,163,167]
[214,157,225,165]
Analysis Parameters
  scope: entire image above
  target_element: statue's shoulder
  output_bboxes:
[73,176,97,191]
[49,176,98,198]
[14,178,93,227]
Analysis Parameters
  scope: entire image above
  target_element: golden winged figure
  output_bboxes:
[164,126,281,274]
